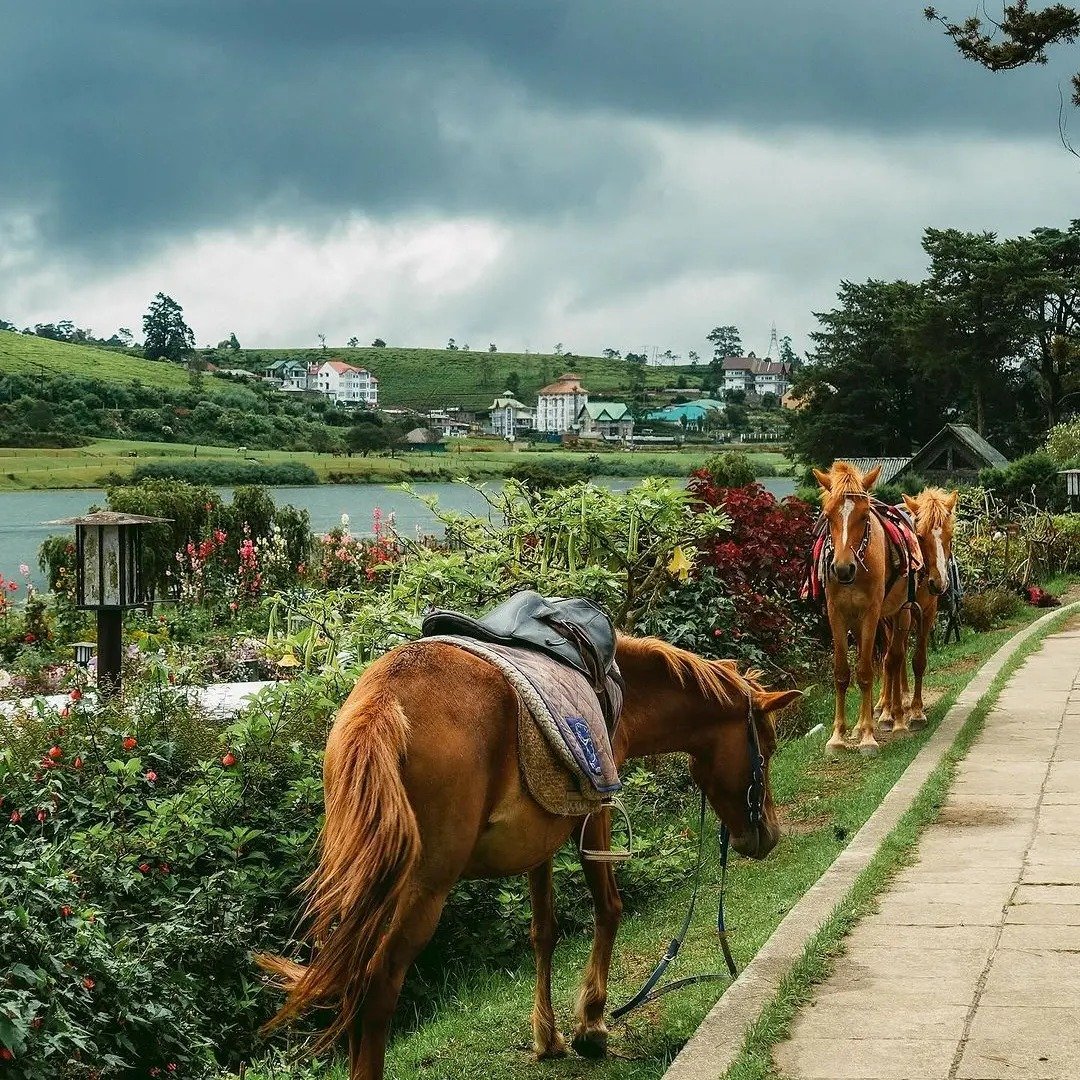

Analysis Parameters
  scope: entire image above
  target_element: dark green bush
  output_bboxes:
[507,461,589,490]
[979,451,1064,510]
[961,586,1024,631]
[130,460,319,486]
[703,450,757,488]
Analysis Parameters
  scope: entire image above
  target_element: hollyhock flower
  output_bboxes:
[6,582,16,593]
[73,757,84,770]
[18,564,29,575]
[9,810,20,824]
[60,905,73,918]
[122,736,137,751]
[138,863,151,874]
[48,746,62,760]
[221,752,237,767]
[36,810,47,823]
[82,977,95,990]
[69,688,82,702]
[144,771,157,783]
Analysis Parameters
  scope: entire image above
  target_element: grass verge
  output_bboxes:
[221,599,1073,1080]
[722,603,1078,1080]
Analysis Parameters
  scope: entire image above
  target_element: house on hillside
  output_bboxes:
[310,360,379,407]
[835,424,1009,488]
[487,392,536,439]
[577,402,633,440]
[720,355,791,398]
[264,359,310,390]
[536,372,589,433]
[646,399,726,429]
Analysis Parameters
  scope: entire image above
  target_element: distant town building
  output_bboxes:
[264,359,310,390]
[577,402,634,440]
[645,399,726,428]
[487,392,536,438]
[536,372,589,433]
[720,355,791,398]
[309,360,379,407]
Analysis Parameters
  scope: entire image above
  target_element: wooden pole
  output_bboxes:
[97,609,123,700]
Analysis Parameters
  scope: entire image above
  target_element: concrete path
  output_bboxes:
[773,622,1080,1080]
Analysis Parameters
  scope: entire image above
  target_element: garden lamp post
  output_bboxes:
[72,641,96,668]
[1061,469,1080,511]
[45,512,170,700]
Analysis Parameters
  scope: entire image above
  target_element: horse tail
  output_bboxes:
[873,619,890,669]
[257,687,420,1051]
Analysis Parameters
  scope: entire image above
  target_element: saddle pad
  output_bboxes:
[425,635,622,797]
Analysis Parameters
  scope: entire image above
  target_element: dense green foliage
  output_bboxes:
[130,460,320,487]
[790,222,1080,466]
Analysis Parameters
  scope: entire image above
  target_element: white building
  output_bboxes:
[310,360,379,406]
[720,355,791,398]
[535,373,589,434]
[487,392,536,438]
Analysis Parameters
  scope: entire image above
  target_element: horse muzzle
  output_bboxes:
[731,818,779,860]
[928,580,948,597]
[832,563,857,586]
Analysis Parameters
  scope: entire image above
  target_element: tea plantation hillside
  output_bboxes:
[0,330,238,396]
[236,346,703,408]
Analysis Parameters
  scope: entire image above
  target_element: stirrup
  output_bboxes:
[579,797,633,863]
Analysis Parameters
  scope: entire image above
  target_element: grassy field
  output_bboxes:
[223,597,1063,1080]
[0,330,237,396]
[236,347,706,410]
[0,439,790,492]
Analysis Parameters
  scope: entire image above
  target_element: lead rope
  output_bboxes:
[610,793,738,1020]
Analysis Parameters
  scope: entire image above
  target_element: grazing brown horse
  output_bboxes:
[877,489,958,728]
[812,462,916,756]
[258,634,797,1080]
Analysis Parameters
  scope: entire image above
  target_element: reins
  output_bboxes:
[610,700,764,1019]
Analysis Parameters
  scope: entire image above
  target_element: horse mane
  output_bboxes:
[820,461,871,515]
[911,487,956,531]
[617,635,763,706]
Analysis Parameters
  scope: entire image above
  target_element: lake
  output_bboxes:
[0,477,795,589]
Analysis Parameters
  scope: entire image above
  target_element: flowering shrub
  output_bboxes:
[315,510,399,591]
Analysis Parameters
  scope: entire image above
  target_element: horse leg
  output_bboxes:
[572,811,623,1058]
[855,609,881,756]
[907,601,934,729]
[827,617,852,755]
[874,618,892,719]
[529,860,568,1059]
[884,609,911,735]
[348,886,448,1080]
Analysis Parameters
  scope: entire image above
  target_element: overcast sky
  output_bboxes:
[2,1,1079,358]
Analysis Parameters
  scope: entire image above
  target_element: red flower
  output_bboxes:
[74,757,84,770]
[23,632,35,644]
[48,746,62,760]
[221,752,237,767]
[9,811,20,824]
[167,1065,177,1073]
[58,706,70,719]
[122,736,137,751]
[60,905,73,918]
[159,862,170,874]
[138,863,151,875]
[40,758,56,770]
[0,1048,13,1061]
[36,810,47,823]
[144,771,157,783]
[82,976,95,990]
[69,688,82,702]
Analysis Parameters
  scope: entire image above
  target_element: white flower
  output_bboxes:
[340,513,350,527]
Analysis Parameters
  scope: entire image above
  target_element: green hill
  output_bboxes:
[0,330,235,395]
[235,346,703,409]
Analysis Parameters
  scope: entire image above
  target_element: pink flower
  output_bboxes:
[138,863,150,874]
[6,582,17,593]
[144,771,157,783]
[36,810,47,823]
[221,752,237,767]
[9,810,21,824]
[47,746,62,760]
[18,564,29,576]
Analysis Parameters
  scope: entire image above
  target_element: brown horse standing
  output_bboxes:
[812,462,915,756]
[258,635,798,1080]
[892,489,958,726]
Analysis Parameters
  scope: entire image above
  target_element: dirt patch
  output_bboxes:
[937,803,1015,827]
[777,804,831,836]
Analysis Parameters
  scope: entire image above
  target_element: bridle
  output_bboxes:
[831,492,873,577]
[611,698,766,1019]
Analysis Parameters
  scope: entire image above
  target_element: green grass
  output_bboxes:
[238,347,706,410]
[0,439,789,492]
[224,600,1067,1080]
[0,330,234,395]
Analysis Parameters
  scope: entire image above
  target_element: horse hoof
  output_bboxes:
[878,716,894,733]
[825,738,847,756]
[907,712,927,730]
[891,724,911,737]
[858,740,880,758]
[571,1029,608,1059]
[535,1035,568,1060]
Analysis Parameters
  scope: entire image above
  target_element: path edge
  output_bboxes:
[661,601,1080,1080]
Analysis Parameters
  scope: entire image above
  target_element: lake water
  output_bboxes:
[0,477,795,590]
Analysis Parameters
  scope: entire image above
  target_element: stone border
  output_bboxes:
[662,601,1080,1080]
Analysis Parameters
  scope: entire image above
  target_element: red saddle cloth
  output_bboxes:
[801,501,922,601]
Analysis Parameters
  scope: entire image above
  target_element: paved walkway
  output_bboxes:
[774,623,1080,1080]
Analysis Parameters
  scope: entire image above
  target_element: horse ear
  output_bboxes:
[946,490,959,511]
[812,468,832,491]
[902,493,920,513]
[754,689,802,716]
[861,465,881,490]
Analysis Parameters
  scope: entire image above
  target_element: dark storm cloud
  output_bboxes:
[1,0,1075,257]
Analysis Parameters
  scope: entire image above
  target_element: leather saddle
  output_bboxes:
[421,591,621,727]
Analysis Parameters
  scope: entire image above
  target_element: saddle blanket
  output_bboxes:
[425,635,623,809]
[802,501,923,602]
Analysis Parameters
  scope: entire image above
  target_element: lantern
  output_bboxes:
[45,512,170,698]
[72,641,96,668]
[1061,469,1080,506]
